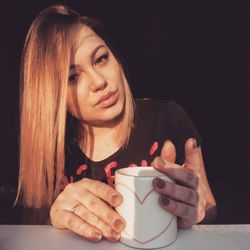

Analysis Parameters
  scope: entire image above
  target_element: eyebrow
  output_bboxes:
[70,44,106,70]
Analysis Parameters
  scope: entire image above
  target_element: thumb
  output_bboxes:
[184,138,202,171]
[161,140,176,163]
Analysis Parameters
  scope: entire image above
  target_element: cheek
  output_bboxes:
[110,65,126,93]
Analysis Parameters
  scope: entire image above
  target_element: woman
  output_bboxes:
[16,4,216,242]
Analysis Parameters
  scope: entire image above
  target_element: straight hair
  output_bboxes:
[16,5,135,208]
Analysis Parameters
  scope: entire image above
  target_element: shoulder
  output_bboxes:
[135,98,185,118]
[134,98,201,143]
[132,98,201,164]
[135,98,171,107]
[134,98,192,138]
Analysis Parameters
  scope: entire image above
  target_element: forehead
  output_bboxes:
[75,25,105,53]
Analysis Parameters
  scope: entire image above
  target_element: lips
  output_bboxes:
[95,91,118,108]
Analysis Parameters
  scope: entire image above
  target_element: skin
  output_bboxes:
[50,25,216,242]
[50,178,125,241]
[152,138,217,228]
[66,26,125,127]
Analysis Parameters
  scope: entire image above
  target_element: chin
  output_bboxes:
[105,101,124,119]
[98,98,125,124]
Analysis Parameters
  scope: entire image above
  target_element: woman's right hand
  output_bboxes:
[50,178,125,241]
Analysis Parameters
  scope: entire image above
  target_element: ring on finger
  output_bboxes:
[70,203,81,214]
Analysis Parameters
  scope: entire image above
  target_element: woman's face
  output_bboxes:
[66,25,126,127]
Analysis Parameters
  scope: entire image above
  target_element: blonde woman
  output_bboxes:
[16,5,217,242]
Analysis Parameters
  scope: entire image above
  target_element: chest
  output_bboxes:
[66,129,165,185]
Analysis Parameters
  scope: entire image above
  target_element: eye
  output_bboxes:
[94,53,109,66]
[68,73,79,84]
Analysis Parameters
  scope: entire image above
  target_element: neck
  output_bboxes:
[79,121,121,162]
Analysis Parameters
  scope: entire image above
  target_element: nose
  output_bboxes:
[89,68,107,92]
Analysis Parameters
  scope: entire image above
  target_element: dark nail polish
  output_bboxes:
[155,157,165,167]
[114,219,123,231]
[160,195,170,206]
[153,177,166,189]
[111,194,121,205]
[192,138,198,149]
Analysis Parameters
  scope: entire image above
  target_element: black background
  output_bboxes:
[0,0,249,224]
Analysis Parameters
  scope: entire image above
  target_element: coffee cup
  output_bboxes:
[115,166,177,249]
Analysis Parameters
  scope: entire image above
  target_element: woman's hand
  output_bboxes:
[50,178,125,241]
[152,138,216,228]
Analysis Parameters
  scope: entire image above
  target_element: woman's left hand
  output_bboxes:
[151,138,216,228]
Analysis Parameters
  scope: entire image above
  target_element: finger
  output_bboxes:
[153,177,199,206]
[152,157,198,189]
[178,218,195,229]
[160,140,176,163]
[159,195,197,228]
[72,187,125,233]
[73,204,120,241]
[82,178,123,207]
[53,209,102,241]
[178,202,206,228]
[184,138,203,171]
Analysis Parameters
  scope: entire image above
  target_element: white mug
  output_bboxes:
[115,166,177,249]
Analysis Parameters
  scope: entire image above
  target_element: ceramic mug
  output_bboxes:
[115,166,177,249]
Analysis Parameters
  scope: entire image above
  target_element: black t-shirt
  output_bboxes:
[65,99,201,186]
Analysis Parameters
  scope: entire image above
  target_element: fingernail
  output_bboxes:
[94,231,102,241]
[192,138,198,150]
[111,230,120,240]
[153,177,166,189]
[114,219,123,231]
[155,157,165,168]
[160,195,170,206]
[111,194,121,205]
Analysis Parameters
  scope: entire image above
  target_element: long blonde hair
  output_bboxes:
[16,5,135,208]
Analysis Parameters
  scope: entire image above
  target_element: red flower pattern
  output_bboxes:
[72,141,159,186]
[76,164,88,175]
